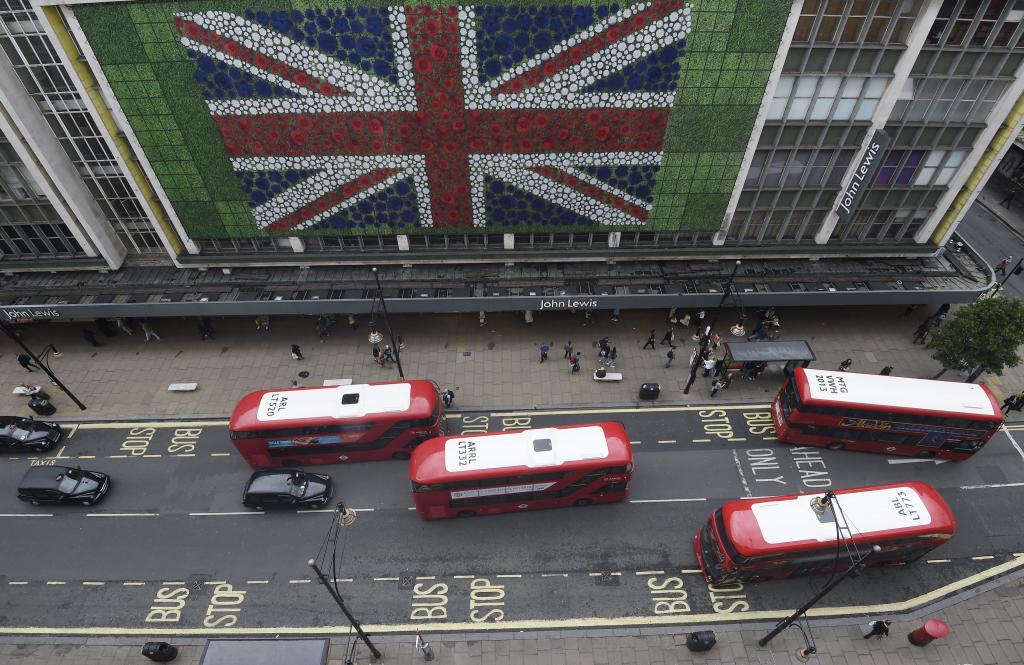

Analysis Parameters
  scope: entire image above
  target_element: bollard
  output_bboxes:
[908,619,949,646]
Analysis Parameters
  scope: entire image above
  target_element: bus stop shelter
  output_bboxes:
[720,340,816,376]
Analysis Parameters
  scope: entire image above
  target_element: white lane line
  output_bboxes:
[82,582,105,586]
[926,559,951,564]
[1002,425,1024,464]
[45,581,66,585]
[629,440,642,445]
[588,572,621,577]
[247,580,269,585]
[77,455,96,459]
[87,513,159,517]
[189,511,261,516]
[0,514,53,518]
[496,574,522,578]
[453,575,476,579]
[288,579,311,584]
[693,438,711,443]
[540,573,568,578]
[656,439,676,444]
[161,582,184,586]
[8,581,28,585]
[373,577,400,582]
[415,576,436,581]
[629,498,707,503]
[109,455,128,459]
[732,449,752,498]
[210,453,231,457]
[961,482,1024,490]
[332,578,353,583]
[123,582,146,586]
[203,581,227,586]
[173,454,196,458]
[635,571,665,576]
[297,507,374,514]
[142,454,162,458]
[972,555,996,561]
[679,569,703,574]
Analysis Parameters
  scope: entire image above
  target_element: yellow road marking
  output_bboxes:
[492,404,772,417]
[75,421,229,429]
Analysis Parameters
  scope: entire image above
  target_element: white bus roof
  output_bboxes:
[255,383,411,422]
[750,486,934,545]
[443,426,610,473]
[799,369,997,416]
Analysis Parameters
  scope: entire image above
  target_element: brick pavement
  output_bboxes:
[3,305,1024,420]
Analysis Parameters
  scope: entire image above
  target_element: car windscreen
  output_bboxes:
[57,469,82,494]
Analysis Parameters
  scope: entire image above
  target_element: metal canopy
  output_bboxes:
[722,340,816,363]
[199,639,329,665]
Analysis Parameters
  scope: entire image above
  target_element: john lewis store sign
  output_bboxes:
[836,130,891,223]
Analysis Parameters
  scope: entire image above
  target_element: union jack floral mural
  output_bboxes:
[73,1,789,239]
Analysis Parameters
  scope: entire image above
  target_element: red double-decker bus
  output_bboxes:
[409,422,633,520]
[695,482,956,584]
[772,368,1002,460]
[229,380,444,468]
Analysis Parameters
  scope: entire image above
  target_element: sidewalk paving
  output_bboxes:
[2,567,1023,664]
[3,305,1024,420]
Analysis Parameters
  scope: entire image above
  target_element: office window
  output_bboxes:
[768,76,887,122]
[913,150,966,186]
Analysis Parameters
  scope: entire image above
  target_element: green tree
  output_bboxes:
[930,297,1024,382]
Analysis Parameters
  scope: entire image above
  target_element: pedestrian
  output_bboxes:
[599,335,610,351]
[95,318,117,337]
[665,348,675,368]
[372,344,381,365]
[667,307,678,324]
[934,303,950,319]
[569,352,578,365]
[880,365,894,376]
[571,359,581,375]
[996,255,1012,276]
[442,389,454,408]
[863,620,891,640]
[752,361,768,379]
[611,308,620,322]
[201,317,215,339]
[722,372,734,390]
[748,321,769,342]
[741,362,757,380]
[397,335,405,351]
[838,358,853,372]
[1013,390,1024,412]
[702,353,717,377]
[82,328,102,347]
[291,343,304,360]
[714,358,727,376]
[539,343,549,363]
[660,328,675,347]
[17,353,34,372]
[563,341,573,359]
[912,319,934,344]
[999,185,1018,208]
[524,310,534,326]
[710,378,724,397]
[1002,393,1020,413]
[383,345,394,362]
[582,310,592,327]
[609,347,617,368]
[643,330,656,349]
[116,318,134,335]
[479,311,487,327]
[140,320,160,342]
[598,347,609,365]
[347,314,358,330]
[693,309,706,331]
[199,319,211,340]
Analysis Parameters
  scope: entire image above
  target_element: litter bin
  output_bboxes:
[639,383,661,400]
[686,631,716,652]
[27,397,55,416]
[141,642,178,662]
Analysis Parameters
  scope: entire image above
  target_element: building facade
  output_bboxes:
[0,0,1017,316]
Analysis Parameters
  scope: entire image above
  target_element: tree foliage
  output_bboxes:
[931,297,1024,381]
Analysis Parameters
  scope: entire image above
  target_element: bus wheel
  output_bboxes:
[391,450,411,460]
[826,442,845,451]
[916,450,937,459]
[573,499,593,507]
[456,510,476,518]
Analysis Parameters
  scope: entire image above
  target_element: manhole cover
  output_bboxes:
[298,371,310,378]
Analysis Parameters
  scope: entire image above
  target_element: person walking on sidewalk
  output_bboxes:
[539,343,549,363]
[710,378,724,397]
[291,343,304,361]
[912,318,935,344]
[996,255,1013,276]
[140,320,160,342]
[660,328,676,347]
[1002,393,1021,413]
[347,314,358,330]
[702,353,717,377]
[863,620,891,640]
[643,330,656,349]
[838,358,853,372]
[608,347,617,368]
[17,353,34,372]
[999,185,1019,208]
[1012,390,1024,413]
[563,341,573,359]
[441,389,454,408]
[116,317,134,335]
[665,348,675,368]
[383,345,394,363]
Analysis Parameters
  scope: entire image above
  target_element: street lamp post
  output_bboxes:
[370,266,405,380]
[1,320,86,411]
[683,260,741,395]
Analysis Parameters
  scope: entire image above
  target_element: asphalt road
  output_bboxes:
[1,406,1023,634]
[957,201,1024,300]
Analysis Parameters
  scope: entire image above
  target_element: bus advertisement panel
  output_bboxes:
[410,422,633,520]
[229,380,443,467]
[695,481,956,584]
[772,368,1002,459]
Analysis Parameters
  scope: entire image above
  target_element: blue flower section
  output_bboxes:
[238,169,319,206]
[583,44,685,94]
[243,8,398,86]
[311,177,419,231]
[476,4,618,83]
[191,53,298,100]
[484,176,597,228]
[579,164,660,203]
